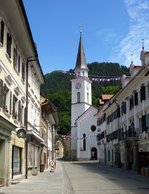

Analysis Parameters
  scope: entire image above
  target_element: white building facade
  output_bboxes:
[97,49,149,173]
[0,0,44,186]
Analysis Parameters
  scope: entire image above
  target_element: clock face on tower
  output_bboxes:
[75,82,81,89]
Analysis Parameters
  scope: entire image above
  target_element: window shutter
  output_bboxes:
[18,100,22,122]
[10,91,12,114]
[0,79,3,107]
[0,20,4,45]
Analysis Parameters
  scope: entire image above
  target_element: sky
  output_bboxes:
[23,0,149,74]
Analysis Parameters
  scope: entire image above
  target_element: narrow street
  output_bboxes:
[62,161,149,194]
[1,160,149,194]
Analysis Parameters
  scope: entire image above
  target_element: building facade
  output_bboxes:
[0,0,44,186]
[40,96,59,172]
[97,49,149,174]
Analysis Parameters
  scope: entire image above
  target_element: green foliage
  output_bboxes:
[100,86,119,95]
[41,63,129,135]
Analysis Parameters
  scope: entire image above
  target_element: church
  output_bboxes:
[71,30,99,160]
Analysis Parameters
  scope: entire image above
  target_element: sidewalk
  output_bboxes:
[0,161,63,194]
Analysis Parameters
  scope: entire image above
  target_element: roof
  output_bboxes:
[99,99,104,105]
[101,94,113,101]
[74,32,88,71]
[75,105,98,123]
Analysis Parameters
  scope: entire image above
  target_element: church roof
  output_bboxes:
[74,31,88,71]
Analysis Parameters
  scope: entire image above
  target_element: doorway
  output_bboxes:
[91,147,97,160]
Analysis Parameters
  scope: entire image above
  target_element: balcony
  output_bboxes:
[123,127,138,141]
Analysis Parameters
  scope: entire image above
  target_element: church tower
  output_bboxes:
[71,30,92,159]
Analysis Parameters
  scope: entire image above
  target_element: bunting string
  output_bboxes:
[60,70,121,82]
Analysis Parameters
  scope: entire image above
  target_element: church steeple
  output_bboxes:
[74,29,88,77]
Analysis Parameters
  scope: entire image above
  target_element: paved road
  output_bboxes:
[0,160,149,194]
[62,161,149,194]
[0,161,62,194]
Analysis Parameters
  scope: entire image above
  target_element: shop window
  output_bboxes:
[12,146,22,175]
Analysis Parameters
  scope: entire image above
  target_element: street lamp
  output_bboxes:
[25,56,38,179]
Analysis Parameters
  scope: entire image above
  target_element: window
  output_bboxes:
[77,92,80,102]
[22,62,25,81]
[142,115,147,132]
[6,32,12,58]
[87,92,89,103]
[0,20,4,45]
[0,79,3,107]
[140,85,146,102]
[83,134,86,151]
[1,84,9,111]
[91,125,96,132]
[108,150,110,161]
[18,100,22,123]
[13,47,17,70]
[134,91,138,106]
[12,146,22,175]
[129,96,134,110]
[117,107,120,118]
[13,95,18,119]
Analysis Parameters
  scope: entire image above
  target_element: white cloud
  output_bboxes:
[96,28,118,44]
[111,0,149,66]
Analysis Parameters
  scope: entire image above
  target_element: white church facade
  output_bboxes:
[71,31,99,160]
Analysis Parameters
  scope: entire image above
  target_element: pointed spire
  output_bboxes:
[131,53,133,65]
[74,28,88,76]
[142,38,144,50]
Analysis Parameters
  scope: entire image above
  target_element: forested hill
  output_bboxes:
[41,62,129,135]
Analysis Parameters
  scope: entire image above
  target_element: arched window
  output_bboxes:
[77,92,80,102]
[87,92,89,103]
[83,134,86,151]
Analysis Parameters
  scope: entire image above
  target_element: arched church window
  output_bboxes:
[83,134,86,151]
[77,92,80,103]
